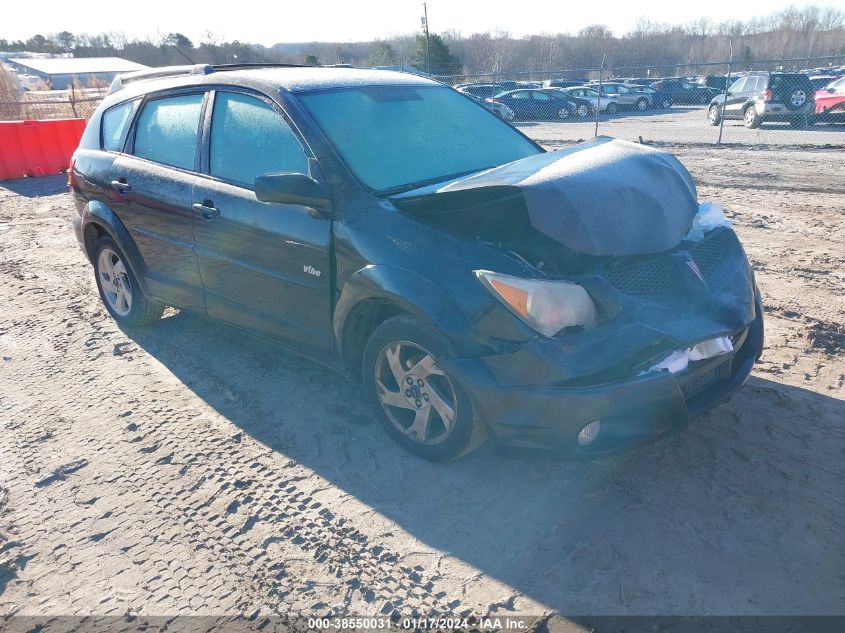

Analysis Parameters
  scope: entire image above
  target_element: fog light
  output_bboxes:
[577,420,601,446]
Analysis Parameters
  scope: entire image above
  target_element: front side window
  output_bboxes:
[511,91,531,100]
[298,85,539,192]
[210,92,309,187]
[531,92,551,101]
[134,94,204,170]
[101,100,137,152]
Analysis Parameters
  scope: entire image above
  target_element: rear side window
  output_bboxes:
[101,100,137,152]
[209,92,309,187]
[133,94,204,170]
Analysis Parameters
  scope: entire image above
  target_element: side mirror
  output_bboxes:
[254,172,329,209]
[828,87,836,93]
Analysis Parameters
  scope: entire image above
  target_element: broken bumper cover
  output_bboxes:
[444,299,764,456]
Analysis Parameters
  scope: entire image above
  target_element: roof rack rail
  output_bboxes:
[107,64,215,94]
[212,62,309,71]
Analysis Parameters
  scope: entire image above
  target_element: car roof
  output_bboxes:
[108,65,437,99]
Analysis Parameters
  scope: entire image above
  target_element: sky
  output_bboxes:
[4,0,845,45]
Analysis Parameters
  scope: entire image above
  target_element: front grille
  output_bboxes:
[604,256,680,294]
[690,229,729,276]
[603,228,730,295]
[679,368,719,399]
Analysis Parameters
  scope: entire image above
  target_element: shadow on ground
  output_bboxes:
[1,174,68,198]
[129,309,845,615]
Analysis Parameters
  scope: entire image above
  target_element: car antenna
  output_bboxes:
[157,31,196,64]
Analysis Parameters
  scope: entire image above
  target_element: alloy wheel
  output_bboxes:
[576,104,589,117]
[374,341,457,446]
[97,248,132,317]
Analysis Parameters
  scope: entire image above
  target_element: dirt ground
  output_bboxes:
[1,143,843,625]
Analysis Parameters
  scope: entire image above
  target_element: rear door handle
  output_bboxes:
[110,180,131,194]
[192,201,220,221]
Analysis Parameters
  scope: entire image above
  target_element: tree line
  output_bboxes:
[2,5,843,77]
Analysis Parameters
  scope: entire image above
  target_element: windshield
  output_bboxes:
[297,85,540,192]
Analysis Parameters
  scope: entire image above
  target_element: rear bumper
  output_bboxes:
[446,301,764,457]
[757,101,814,119]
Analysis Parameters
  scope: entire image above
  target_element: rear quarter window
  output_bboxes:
[101,100,138,152]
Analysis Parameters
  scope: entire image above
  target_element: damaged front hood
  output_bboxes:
[392,136,699,257]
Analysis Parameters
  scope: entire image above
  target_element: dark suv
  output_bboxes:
[708,72,815,128]
[71,64,763,461]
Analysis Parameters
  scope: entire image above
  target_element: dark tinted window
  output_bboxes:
[101,100,137,152]
[209,92,309,187]
[134,94,204,170]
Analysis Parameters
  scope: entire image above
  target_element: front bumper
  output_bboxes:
[445,299,764,457]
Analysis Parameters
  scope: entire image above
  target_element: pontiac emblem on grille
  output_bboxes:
[687,259,704,281]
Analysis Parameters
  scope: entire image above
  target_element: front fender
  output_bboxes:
[81,200,149,294]
[334,265,482,360]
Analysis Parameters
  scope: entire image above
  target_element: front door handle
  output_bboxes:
[110,180,131,194]
[192,201,220,221]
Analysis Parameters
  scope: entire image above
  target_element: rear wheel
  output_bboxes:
[576,103,590,118]
[557,106,571,120]
[661,98,673,109]
[606,102,619,115]
[362,316,486,461]
[708,105,721,126]
[93,236,163,327]
[743,105,762,128]
[635,97,648,111]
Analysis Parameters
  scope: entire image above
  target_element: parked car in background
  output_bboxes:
[809,74,843,90]
[634,85,673,109]
[695,75,730,91]
[650,79,719,105]
[563,86,620,114]
[543,78,589,89]
[457,83,509,100]
[708,72,815,128]
[588,83,653,111]
[814,75,845,122]
[543,88,594,118]
[485,89,579,121]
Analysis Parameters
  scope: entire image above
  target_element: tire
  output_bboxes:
[362,315,486,461]
[661,98,673,109]
[502,108,515,122]
[93,236,163,327]
[785,88,808,111]
[606,102,619,115]
[743,105,762,129]
[708,105,721,126]
[635,98,648,111]
[576,103,590,118]
[557,106,571,120]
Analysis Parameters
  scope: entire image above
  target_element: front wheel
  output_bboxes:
[576,103,590,118]
[635,98,648,111]
[557,106,571,120]
[362,316,486,461]
[606,102,619,115]
[93,236,163,327]
[708,105,721,126]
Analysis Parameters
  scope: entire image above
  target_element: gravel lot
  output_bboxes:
[1,139,844,626]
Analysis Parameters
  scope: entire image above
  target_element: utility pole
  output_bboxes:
[717,40,733,145]
[421,3,431,75]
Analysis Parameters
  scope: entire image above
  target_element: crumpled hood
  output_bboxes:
[392,136,699,257]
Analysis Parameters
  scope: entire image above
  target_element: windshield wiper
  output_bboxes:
[375,167,495,198]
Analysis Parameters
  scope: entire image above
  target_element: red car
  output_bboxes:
[814,76,845,121]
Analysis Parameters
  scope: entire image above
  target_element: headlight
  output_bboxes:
[475,270,597,337]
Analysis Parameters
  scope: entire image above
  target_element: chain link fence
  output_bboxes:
[435,55,845,149]
[0,89,103,122]
[1,56,843,150]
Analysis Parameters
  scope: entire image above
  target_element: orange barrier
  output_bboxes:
[0,118,86,181]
